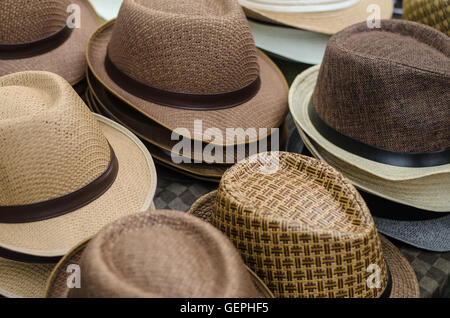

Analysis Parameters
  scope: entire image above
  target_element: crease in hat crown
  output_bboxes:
[0,0,71,44]
[0,71,111,207]
[210,152,389,298]
[313,19,450,153]
[107,0,259,95]
[66,210,263,298]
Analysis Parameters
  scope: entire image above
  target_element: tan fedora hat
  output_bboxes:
[289,20,450,212]
[239,0,393,35]
[188,152,420,298]
[0,71,157,259]
[46,210,273,298]
[0,0,101,85]
[87,0,288,146]
[403,0,449,36]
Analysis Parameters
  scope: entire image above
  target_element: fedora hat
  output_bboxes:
[0,71,157,260]
[188,152,420,298]
[46,210,273,298]
[239,0,393,35]
[87,0,288,147]
[289,20,450,212]
[403,0,449,35]
[0,0,100,85]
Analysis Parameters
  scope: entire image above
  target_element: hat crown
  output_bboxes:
[313,20,450,153]
[68,210,263,298]
[0,0,71,44]
[212,152,388,298]
[0,72,111,206]
[107,0,259,95]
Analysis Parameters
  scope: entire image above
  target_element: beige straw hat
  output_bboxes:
[240,0,393,34]
[0,0,101,85]
[46,210,274,298]
[87,0,288,146]
[188,152,420,298]
[289,21,450,212]
[0,71,157,259]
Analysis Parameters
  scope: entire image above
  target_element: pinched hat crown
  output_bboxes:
[107,0,259,95]
[0,0,71,44]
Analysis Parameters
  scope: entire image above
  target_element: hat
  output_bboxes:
[289,20,450,212]
[46,210,273,298]
[239,0,394,35]
[188,152,420,298]
[87,0,288,147]
[0,71,157,260]
[403,0,449,35]
[288,129,450,252]
[0,0,100,85]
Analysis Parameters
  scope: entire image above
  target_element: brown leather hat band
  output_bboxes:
[0,25,73,60]
[104,51,261,111]
[0,145,119,224]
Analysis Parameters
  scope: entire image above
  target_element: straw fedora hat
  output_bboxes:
[0,71,157,260]
[0,0,100,85]
[87,0,288,146]
[188,152,420,298]
[239,0,393,35]
[46,210,273,298]
[403,0,449,36]
[289,20,450,212]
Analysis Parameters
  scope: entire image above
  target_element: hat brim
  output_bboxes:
[45,237,274,298]
[0,114,157,258]
[0,0,101,85]
[188,191,420,298]
[242,0,393,35]
[289,65,450,212]
[87,20,288,146]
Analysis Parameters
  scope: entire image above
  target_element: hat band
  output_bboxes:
[380,262,392,298]
[308,102,450,167]
[0,145,119,224]
[0,25,73,60]
[104,52,261,110]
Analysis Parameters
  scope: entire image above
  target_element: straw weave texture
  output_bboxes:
[404,0,449,36]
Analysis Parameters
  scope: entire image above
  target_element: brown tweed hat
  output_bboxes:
[0,0,100,85]
[46,210,273,298]
[87,0,288,146]
[0,71,157,260]
[403,0,449,36]
[189,152,420,298]
[290,20,450,212]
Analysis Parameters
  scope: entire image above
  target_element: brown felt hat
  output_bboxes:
[290,20,450,212]
[403,0,449,36]
[0,0,101,85]
[0,71,157,259]
[188,152,420,298]
[87,0,288,146]
[46,210,273,298]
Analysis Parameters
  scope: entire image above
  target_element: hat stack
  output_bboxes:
[84,0,289,182]
[289,19,450,251]
[0,71,157,297]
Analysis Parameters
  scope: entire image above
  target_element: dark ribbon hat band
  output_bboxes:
[0,146,119,224]
[308,102,450,168]
[0,25,73,60]
[104,51,261,111]
[380,262,392,298]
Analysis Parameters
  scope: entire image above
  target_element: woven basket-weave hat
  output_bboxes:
[0,0,100,85]
[46,210,273,298]
[0,71,157,259]
[87,0,288,146]
[403,0,449,36]
[189,152,420,298]
[239,0,393,35]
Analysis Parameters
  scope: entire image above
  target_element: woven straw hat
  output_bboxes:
[0,0,100,85]
[188,152,420,298]
[239,0,393,35]
[46,210,273,298]
[0,71,157,260]
[289,20,450,212]
[87,0,288,146]
[403,0,449,36]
